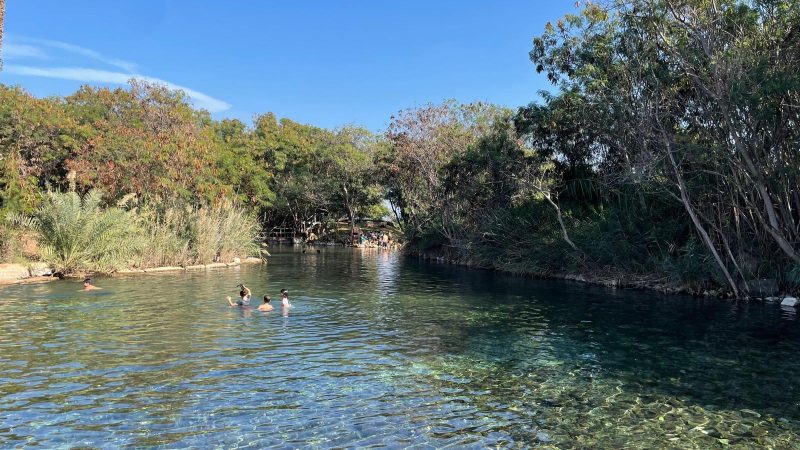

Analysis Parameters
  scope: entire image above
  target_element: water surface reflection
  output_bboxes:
[0,248,798,448]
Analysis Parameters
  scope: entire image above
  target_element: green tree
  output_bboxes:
[0,85,83,217]
[529,0,800,294]
[384,100,508,242]
[329,126,385,239]
[212,118,275,209]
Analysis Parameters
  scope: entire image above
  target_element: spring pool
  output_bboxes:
[1,249,798,448]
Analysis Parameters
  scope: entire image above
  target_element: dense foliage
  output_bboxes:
[384,0,800,296]
[8,190,142,273]
[0,82,386,270]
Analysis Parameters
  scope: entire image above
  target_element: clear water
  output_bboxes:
[1,248,799,449]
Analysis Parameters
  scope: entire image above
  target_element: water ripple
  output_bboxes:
[0,249,799,448]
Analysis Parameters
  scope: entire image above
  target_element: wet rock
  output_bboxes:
[29,264,52,277]
[143,266,183,273]
[0,264,31,281]
[780,297,798,307]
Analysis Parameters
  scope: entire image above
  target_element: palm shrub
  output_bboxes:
[8,190,144,274]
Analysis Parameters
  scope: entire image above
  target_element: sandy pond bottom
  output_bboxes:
[1,248,799,448]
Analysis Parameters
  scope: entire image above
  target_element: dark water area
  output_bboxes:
[1,248,798,448]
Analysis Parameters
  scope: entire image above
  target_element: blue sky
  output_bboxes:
[0,1,575,130]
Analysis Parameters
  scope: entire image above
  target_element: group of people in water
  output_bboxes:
[82,278,291,314]
[226,284,291,312]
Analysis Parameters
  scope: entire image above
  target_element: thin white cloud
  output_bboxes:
[3,37,231,112]
[3,43,49,60]
[15,37,138,72]
[4,65,232,113]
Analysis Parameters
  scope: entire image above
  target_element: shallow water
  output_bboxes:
[1,248,799,448]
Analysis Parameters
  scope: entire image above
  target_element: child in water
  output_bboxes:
[280,289,291,308]
[227,284,251,307]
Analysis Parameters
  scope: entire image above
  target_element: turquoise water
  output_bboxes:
[1,248,799,448]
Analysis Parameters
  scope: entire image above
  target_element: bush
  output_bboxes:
[7,190,263,272]
[132,206,191,268]
[0,225,27,263]
[188,201,261,263]
[132,201,262,267]
[660,238,723,289]
[9,190,143,274]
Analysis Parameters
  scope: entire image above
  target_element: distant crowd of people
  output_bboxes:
[358,231,392,248]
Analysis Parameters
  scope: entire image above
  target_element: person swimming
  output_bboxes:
[239,284,252,305]
[280,289,291,308]
[257,295,273,312]
[82,277,101,291]
[227,284,251,307]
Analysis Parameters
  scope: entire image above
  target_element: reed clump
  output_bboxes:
[9,190,261,274]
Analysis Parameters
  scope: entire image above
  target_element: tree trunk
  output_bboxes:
[349,212,356,246]
[543,191,579,252]
[663,134,739,297]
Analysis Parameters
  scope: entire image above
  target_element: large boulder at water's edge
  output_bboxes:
[0,264,31,282]
[781,297,798,307]
[29,263,52,277]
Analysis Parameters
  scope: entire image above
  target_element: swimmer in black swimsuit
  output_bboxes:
[227,284,251,307]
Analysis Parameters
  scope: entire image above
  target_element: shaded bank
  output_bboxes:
[382,2,800,299]
[408,247,687,293]
[407,246,795,302]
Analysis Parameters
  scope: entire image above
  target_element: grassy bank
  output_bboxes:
[4,190,263,276]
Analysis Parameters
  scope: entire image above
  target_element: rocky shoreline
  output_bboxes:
[0,257,265,286]
[0,262,54,286]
